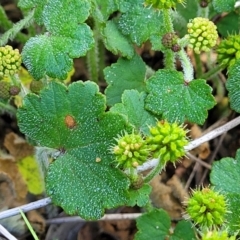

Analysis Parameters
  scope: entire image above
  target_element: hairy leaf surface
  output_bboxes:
[145,70,215,124]
[17,81,130,219]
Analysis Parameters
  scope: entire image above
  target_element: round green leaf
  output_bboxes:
[17,81,130,219]
[135,208,171,240]
[145,70,216,124]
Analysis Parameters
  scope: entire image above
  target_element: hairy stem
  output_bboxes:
[177,48,194,81]
[0,9,34,46]
[162,9,175,69]
[143,158,164,183]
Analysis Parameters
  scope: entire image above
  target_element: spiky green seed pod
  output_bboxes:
[162,32,179,49]
[217,34,240,69]
[30,80,44,94]
[0,81,11,99]
[144,0,185,10]
[202,230,236,240]
[185,188,227,227]
[0,45,21,78]
[186,17,218,54]
[147,121,188,165]
[113,133,149,169]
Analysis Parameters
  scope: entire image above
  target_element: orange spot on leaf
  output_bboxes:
[64,115,76,129]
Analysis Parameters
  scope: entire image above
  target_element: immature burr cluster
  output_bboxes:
[0,45,22,78]
[185,187,227,227]
[112,133,149,169]
[147,121,188,165]
[217,34,240,69]
[186,17,218,54]
[144,0,185,9]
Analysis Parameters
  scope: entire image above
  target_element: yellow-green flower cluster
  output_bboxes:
[0,45,22,78]
[217,34,240,69]
[147,121,188,165]
[186,17,218,54]
[185,188,227,227]
[144,0,185,10]
[113,133,149,169]
[202,230,236,240]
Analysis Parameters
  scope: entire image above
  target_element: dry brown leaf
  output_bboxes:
[27,210,46,234]
[0,172,15,209]
[150,174,188,219]
[3,132,34,161]
[0,157,28,203]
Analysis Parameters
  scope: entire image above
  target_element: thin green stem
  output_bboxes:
[0,101,16,115]
[200,64,225,80]
[143,158,164,184]
[197,4,209,18]
[194,51,203,78]
[86,30,99,83]
[19,209,39,240]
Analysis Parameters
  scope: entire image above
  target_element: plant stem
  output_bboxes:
[0,198,52,220]
[143,158,164,183]
[46,213,142,224]
[197,4,209,18]
[177,48,194,81]
[194,51,203,78]
[86,29,99,83]
[0,101,17,115]
[162,9,175,69]
[19,209,39,240]
[0,9,34,46]
[200,64,224,80]
[0,224,17,240]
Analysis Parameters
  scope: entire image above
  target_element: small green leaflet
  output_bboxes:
[127,184,152,207]
[226,60,240,113]
[110,90,156,135]
[18,0,47,25]
[21,0,94,80]
[17,81,130,220]
[134,208,196,240]
[145,69,216,124]
[210,149,240,234]
[117,0,164,49]
[104,54,146,106]
[212,0,237,13]
[102,20,134,59]
[210,149,240,194]
[95,0,119,21]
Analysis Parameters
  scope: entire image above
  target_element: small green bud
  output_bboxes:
[185,187,227,227]
[30,80,44,94]
[217,34,240,70]
[186,17,218,54]
[112,132,149,169]
[147,121,188,165]
[0,45,21,78]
